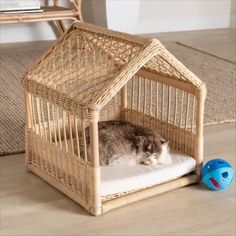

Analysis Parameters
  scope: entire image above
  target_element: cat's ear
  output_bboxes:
[161,139,169,146]
[161,140,169,152]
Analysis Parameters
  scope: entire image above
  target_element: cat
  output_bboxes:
[78,120,172,166]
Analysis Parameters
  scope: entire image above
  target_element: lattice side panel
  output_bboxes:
[125,76,197,156]
[26,93,92,203]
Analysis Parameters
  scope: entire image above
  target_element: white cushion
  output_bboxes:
[101,152,196,196]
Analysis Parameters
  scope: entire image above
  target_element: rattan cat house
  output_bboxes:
[22,22,206,216]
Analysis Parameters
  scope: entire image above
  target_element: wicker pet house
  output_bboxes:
[22,22,206,216]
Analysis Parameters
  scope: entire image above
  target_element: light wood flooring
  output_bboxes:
[0,28,236,236]
[144,28,236,63]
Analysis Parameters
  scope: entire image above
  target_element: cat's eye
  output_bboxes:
[147,143,154,150]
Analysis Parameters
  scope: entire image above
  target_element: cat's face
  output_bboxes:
[142,141,172,165]
[143,142,160,157]
[143,139,169,160]
[135,136,159,153]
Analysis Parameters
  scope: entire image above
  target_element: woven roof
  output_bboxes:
[23,22,203,110]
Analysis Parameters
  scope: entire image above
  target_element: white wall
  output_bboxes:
[0,0,233,43]
[137,0,231,34]
[106,0,231,34]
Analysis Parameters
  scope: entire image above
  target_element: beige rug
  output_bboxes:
[165,42,236,126]
[0,43,50,156]
[0,41,235,156]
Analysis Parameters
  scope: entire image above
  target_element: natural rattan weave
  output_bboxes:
[1,41,234,156]
[22,22,206,215]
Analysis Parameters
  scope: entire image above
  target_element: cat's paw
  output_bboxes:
[141,156,158,166]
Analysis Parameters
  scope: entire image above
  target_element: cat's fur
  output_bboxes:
[80,120,172,166]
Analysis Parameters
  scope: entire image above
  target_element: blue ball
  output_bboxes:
[201,159,234,191]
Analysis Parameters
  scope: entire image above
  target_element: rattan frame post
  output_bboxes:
[195,85,207,176]
[22,22,206,216]
[89,111,102,215]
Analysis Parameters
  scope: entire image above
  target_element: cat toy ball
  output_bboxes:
[201,159,234,191]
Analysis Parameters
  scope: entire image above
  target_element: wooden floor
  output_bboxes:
[1,28,236,236]
[144,28,236,62]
